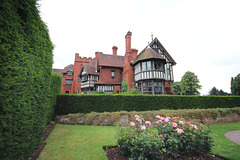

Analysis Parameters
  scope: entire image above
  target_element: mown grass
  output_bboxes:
[210,122,240,160]
[38,122,240,160]
[38,124,117,160]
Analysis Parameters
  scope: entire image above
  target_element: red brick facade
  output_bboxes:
[53,31,176,94]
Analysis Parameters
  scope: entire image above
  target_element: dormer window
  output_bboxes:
[67,71,72,76]
[111,70,115,79]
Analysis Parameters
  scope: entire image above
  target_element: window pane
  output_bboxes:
[143,82,148,87]
[66,79,72,84]
[147,61,151,70]
[111,71,115,77]
[142,62,146,71]
[148,82,152,86]
[67,71,72,76]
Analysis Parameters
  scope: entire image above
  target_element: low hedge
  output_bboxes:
[55,94,240,114]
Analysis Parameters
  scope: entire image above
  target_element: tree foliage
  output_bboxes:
[181,71,202,95]
[172,71,202,95]
[121,80,128,93]
[209,87,228,96]
[231,73,240,95]
[172,82,182,95]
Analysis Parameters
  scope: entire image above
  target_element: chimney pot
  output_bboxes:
[125,31,132,52]
[112,46,118,55]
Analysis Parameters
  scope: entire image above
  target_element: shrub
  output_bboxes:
[55,94,240,114]
[116,115,214,159]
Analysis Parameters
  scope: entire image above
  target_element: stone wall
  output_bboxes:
[55,108,240,126]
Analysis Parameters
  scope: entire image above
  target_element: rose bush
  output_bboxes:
[116,115,214,159]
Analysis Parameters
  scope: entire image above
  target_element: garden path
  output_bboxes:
[225,130,240,145]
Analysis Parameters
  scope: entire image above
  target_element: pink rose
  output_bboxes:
[172,122,177,128]
[145,121,151,125]
[156,115,161,119]
[189,124,194,128]
[179,121,185,125]
[156,121,160,124]
[130,122,135,127]
[140,125,146,130]
[172,117,177,119]
[164,118,169,123]
[194,125,198,130]
[136,117,142,123]
[176,128,184,134]
[135,115,139,118]
[160,117,164,120]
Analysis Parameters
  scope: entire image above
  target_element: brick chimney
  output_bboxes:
[131,48,138,58]
[125,31,132,52]
[112,46,118,55]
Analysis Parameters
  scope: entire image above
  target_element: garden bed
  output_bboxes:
[104,146,225,160]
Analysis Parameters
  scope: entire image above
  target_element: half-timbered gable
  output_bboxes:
[133,46,166,94]
[149,38,176,82]
[132,38,176,94]
[78,62,98,94]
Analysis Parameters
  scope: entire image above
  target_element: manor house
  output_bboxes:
[53,31,176,94]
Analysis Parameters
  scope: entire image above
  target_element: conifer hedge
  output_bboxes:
[0,1,60,159]
[55,95,240,115]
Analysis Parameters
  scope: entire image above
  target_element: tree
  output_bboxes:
[209,87,219,95]
[231,73,240,95]
[219,89,228,96]
[172,81,182,95]
[209,87,228,96]
[121,80,128,93]
[180,71,202,95]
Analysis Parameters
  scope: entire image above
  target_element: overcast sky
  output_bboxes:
[39,0,240,95]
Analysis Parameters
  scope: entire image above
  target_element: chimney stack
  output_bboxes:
[112,46,118,55]
[125,31,132,52]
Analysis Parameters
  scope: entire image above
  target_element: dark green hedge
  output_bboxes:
[55,94,240,115]
[47,72,62,122]
[0,0,56,159]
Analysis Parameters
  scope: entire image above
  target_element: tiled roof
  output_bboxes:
[52,64,74,75]
[63,64,74,73]
[150,38,176,65]
[52,69,64,74]
[82,62,98,75]
[98,54,124,68]
[134,47,166,65]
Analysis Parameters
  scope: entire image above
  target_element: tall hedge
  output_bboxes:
[47,72,62,121]
[55,95,240,115]
[0,0,54,159]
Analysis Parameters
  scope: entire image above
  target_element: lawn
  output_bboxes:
[38,125,117,160]
[210,122,240,160]
[38,122,240,160]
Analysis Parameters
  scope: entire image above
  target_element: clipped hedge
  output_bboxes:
[0,1,57,159]
[46,72,62,122]
[55,94,240,115]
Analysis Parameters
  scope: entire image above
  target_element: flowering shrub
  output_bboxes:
[116,115,214,159]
